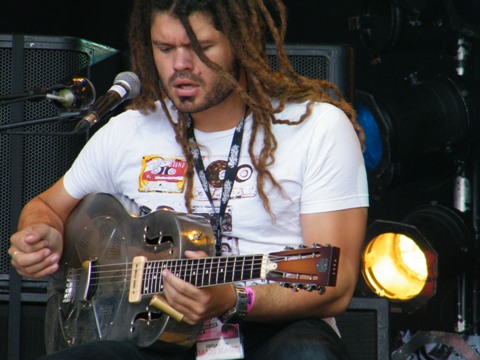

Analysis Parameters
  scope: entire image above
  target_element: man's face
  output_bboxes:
[150,12,238,114]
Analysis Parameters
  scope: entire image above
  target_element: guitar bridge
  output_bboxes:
[65,260,98,303]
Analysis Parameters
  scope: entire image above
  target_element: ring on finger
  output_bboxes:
[11,251,19,261]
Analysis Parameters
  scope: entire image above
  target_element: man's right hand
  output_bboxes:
[9,223,63,279]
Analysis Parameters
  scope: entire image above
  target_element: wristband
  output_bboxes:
[246,287,255,313]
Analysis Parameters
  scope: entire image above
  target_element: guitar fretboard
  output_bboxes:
[142,255,265,295]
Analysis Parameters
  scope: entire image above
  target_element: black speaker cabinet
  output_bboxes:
[0,34,118,281]
[266,43,353,101]
[337,297,390,360]
[0,299,47,360]
[0,34,119,360]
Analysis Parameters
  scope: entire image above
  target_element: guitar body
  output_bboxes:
[45,193,215,352]
[45,193,340,353]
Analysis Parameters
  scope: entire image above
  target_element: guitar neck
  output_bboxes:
[129,254,270,303]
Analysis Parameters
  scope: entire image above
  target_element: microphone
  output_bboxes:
[45,77,96,111]
[74,71,141,134]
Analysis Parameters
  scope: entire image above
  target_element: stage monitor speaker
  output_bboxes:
[336,297,390,360]
[266,43,353,101]
[0,34,119,285]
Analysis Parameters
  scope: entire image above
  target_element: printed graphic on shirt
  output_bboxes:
[139,156,255,255]
[139,155,187,193]
[193,160,256,201]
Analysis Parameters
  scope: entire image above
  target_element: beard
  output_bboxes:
[161,59,240,114]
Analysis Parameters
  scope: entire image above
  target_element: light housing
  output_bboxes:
[357,74,480,190]
[361,203,471,314]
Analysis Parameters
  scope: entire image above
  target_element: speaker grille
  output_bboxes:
[336,298,390,360]
[21,49,89,200]
[266,43,352,100]
[0,46,12,277]
[269,53,329,81]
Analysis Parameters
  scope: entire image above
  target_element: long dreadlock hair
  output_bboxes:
[128,0,365,216]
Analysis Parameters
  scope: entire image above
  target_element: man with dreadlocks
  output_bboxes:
[10,0,368,359]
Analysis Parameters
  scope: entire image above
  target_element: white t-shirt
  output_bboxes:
[64,99,368,256]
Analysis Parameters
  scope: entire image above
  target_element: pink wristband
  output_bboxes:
[246,287,255,313]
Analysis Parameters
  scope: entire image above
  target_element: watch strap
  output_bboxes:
[220,283,248,324]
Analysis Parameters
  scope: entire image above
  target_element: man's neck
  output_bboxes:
[190,93,246,133]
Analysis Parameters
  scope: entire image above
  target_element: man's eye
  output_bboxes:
[154,44,172,53]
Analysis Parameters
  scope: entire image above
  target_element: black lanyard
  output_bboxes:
[186,113,246,256]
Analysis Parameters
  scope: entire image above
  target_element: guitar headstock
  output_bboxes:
[266,244,339,293]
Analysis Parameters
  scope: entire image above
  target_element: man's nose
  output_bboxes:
[173,48,194,71]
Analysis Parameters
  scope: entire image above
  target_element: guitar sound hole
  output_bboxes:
[144,226,174,246]
[145,235,174,245]
[133,311,163,324]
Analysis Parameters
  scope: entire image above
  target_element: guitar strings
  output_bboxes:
[66,259,268,280]
[63,254,321,293]
[65,253,314,278]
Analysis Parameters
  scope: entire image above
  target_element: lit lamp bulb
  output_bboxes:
[362,232,428,301]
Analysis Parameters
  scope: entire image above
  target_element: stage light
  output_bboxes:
[444,0,480,39]
[361,203,472,313]
[351,0,456,59]
[356,74,480,190]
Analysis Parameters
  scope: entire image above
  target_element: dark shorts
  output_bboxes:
[38,319,351,360]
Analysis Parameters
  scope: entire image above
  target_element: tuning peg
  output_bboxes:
[317,286,326,295]
[302,284,326,294]
[280,282,305,292]
[283,246,295,250]
[312,243,332,248]
[292,283,306,292]
[298,244,307,249]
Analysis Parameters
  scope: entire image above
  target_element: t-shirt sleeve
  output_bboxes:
[63,121,118,199]
[300,106,369,213]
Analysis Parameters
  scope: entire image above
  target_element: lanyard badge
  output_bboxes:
[186,112,246,256]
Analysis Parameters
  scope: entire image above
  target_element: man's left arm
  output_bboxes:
[244,206,368,322]
[161,206,367,324]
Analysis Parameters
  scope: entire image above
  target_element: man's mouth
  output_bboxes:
[172,78,199,97]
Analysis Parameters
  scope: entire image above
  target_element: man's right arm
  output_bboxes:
[9,177,80,279]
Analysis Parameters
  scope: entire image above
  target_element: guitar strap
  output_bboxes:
[186,110,247,256]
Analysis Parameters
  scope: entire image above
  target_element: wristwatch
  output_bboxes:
[220,283,248,324]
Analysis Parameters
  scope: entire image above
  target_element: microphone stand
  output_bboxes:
[0,94,46,107]
[0,93,86,135]
[0,112,83,131]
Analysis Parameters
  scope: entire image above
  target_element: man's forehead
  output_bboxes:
[154,10,215,27]
[151,12,221,42]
